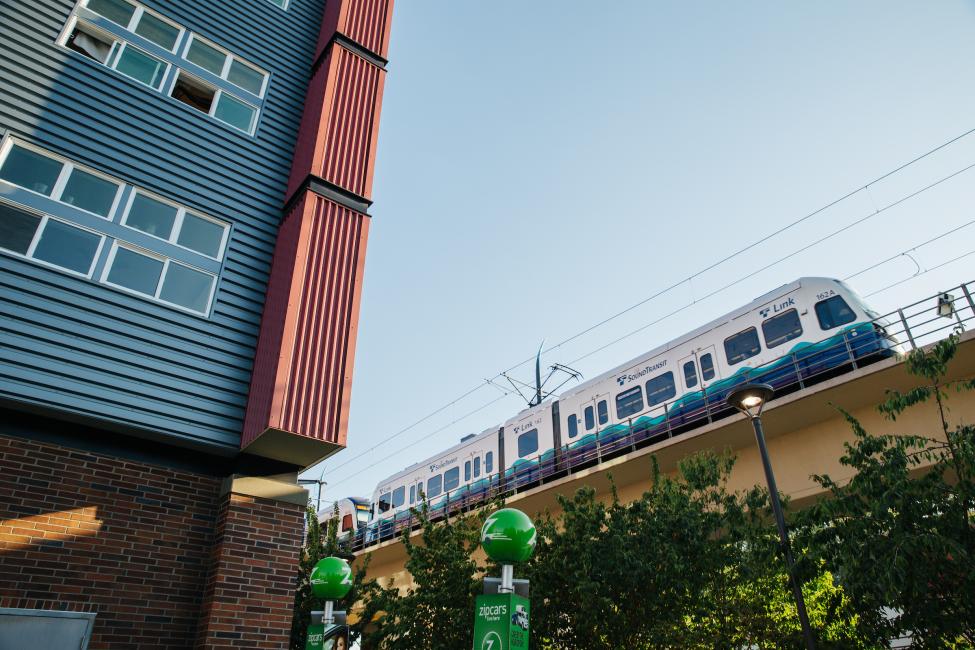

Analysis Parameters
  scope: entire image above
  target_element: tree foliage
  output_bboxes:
[291,504,374,650]
[802,334,975,647]
[362,502,487,650]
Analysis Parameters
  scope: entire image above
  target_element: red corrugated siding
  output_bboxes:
[319,47,384,198]
[316,0,394,63]
[241,197,306,447]
[277,199,367,444]
[344,0,393,58]
[243,0,391,459]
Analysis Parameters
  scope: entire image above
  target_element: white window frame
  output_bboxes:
[101,241,217,315]
[182,33,269,98]
[80,0,184,53]
[57,16,121,65]
[0,200,106,279]
[0,136,124,220]
[110,41,170,90]
[120,188,229,260]
[168,70,259,135]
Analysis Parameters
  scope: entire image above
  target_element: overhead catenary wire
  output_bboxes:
[322,211,975,493]
[316,128,975,485]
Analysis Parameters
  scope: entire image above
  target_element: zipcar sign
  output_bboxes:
[310,557,353,600]
[480,508,536,564]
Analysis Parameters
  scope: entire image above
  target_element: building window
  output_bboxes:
[1,138,228,317]
[60,1,266,136]
[816,296,857,330]
[518,429,539,458]
[182,34,268,98]
[266,0,288,9]
[646,372,676,407]
[762,308,803,348]
[724,327,761,366]
[0,203,104,277]
[615,386,644,419]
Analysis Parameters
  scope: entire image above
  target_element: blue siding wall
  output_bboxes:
[0,0,326,454]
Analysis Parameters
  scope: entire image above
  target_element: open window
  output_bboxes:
[66,21,116,64]
[171,71,215,113]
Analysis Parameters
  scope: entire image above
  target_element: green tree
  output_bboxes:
[291,504,374,650]
[804,334,975,647]
[362,501,488,650]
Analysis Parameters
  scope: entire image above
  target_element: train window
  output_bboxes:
[409,485,415,504]
[391,486,405,509]
[486,451,493,474]
[567,414,578,439]
[426,475,442,498]
[444,467,460,491]
[597,400,608,425]
[464,461,471,481]
[518,429,539,458]
[378,491,391,513]
[584,406,595,431]
[356,505,370,523]
[341,514,353,532]
[683,361,698,388]
[816,295,856,330]
[474,456,481,477]
[724,327,761,365]
[616,386,644,419]
[700,353,715,381]
[646,372,676,407]
[763,308,803,348]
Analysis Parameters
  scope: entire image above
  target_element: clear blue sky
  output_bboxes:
[303,1,975,503]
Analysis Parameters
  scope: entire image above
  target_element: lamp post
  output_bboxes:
[727,383,816,650]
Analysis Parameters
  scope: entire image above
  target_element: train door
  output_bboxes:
[677,346,719,426]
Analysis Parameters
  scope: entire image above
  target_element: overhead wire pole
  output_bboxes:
[323,225,975,493]
[320,129,975,487]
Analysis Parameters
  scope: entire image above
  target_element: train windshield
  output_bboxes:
[355,505,370,524]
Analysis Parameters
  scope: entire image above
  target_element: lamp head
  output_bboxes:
[726,383,774,418]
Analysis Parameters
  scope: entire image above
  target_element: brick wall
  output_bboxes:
[195,493,305,649]
[0,433,303,649]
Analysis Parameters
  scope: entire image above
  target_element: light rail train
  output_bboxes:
[343,278,898,544]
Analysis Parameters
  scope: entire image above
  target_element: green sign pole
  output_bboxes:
[474,509,536,650]
[306,557,353,650]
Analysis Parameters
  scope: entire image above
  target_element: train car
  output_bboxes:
[366,426,500,541]
[354,277,897,546]
[502,400,558,488]
[557,277,896,459]
[318,497,371,541]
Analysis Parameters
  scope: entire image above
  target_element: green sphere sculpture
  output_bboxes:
[480,508,536,564]
[310,556,353,601]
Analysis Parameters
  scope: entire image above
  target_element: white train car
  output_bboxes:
[556,277,894,458]
[501,400,557,488]
[317,496,370,541]
[356,277,897,543]
[367,425,500,540]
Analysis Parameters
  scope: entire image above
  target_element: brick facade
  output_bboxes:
[195,493,305,649]
[0,433,303,649]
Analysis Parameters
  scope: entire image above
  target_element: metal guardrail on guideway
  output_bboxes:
[348,280,975,552]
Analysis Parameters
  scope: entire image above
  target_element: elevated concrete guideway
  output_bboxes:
[355,330,975,593]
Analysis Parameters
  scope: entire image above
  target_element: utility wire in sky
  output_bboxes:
[317,127,975,482]
[331,206,975,489]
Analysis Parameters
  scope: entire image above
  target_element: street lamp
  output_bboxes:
[727,383,816,650]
